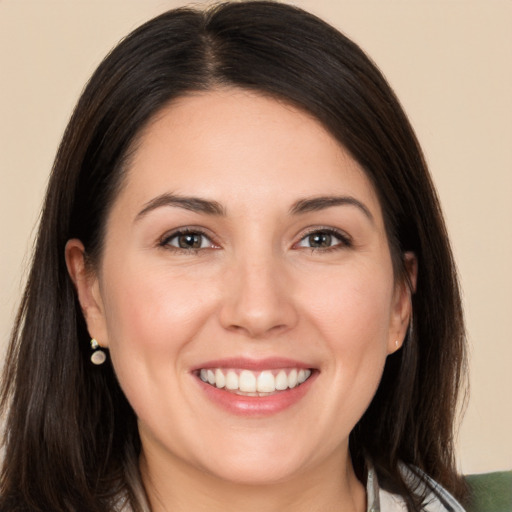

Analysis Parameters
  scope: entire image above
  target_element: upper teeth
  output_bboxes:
[199,368,312,393]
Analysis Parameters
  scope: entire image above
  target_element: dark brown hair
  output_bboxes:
[0,2,467,510]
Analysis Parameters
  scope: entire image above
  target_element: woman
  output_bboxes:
[0,2,468,511]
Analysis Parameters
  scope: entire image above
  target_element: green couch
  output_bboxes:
[465,471,512,512]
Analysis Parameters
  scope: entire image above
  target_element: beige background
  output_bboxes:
[1,0,511,475]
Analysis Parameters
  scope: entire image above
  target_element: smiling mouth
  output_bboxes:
[197,368,313,396]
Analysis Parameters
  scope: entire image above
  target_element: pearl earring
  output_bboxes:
[90,338,107,365]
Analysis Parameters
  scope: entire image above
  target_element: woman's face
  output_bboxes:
[71,89,411,486]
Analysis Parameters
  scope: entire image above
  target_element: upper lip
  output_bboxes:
[191,357,314,372]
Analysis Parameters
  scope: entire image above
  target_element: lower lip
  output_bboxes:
[195,373,316,417]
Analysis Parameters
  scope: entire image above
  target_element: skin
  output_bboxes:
[66,89,414,512]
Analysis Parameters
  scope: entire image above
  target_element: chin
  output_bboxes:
[204,459,302,487]
[194,438,314,486]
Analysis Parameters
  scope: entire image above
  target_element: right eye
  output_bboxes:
[160,230,215,251]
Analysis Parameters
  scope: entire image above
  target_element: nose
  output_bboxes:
[219,255,298,339]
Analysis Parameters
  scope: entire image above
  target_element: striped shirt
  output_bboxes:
[367,465,466,512]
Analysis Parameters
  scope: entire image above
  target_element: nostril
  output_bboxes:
[224,321,291,339]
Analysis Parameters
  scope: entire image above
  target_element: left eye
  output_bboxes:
[296,230,349,249]
[163,231,213,250]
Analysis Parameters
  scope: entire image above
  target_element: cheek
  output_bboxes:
[98,261,220,425]
[301,261,394,349]
[300,262,394,407]
[102,261,215,348]
[98,260,220,408]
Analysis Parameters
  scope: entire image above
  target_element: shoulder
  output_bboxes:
[368,464,467,511]
[400,464,466,511]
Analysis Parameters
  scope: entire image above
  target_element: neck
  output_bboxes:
[140,448,366,512]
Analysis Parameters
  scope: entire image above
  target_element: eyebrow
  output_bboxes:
[136,193,226,220]
[136,193,373,222]
[289,195,374,222]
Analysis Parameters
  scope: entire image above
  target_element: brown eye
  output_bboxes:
[162,230,213,250]
[308,232,332,248]
[296,229,351,250]
[177,233,203,249]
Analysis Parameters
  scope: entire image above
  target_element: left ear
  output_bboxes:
[387,251,417,354]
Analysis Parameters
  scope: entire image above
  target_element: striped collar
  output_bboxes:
[366,465,466,512]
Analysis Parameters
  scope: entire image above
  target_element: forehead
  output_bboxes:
[118,88,382,219]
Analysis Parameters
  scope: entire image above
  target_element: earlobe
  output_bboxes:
[65,239,109,347]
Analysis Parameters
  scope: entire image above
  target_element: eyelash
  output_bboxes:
[158,227,352,254]
[159,228,217,254]
[295,227,352,252]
